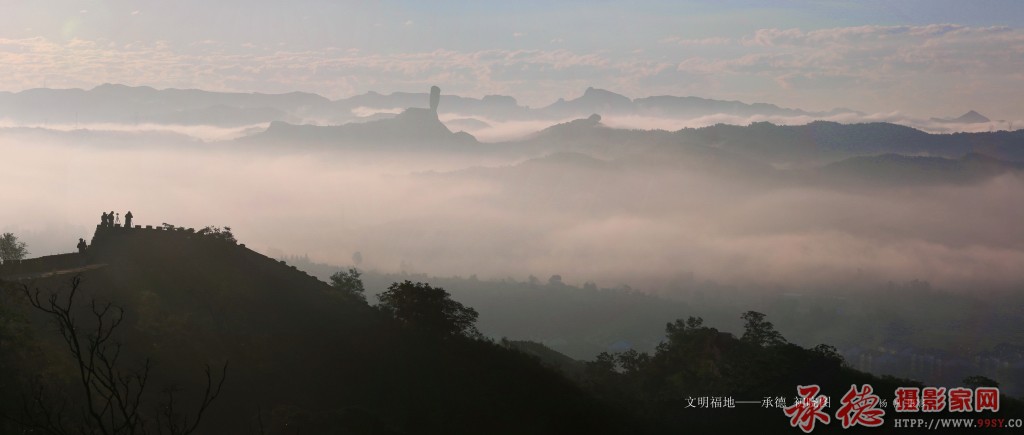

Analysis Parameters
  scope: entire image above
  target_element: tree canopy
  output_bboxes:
[0,232,29,263]
[376,280,480,338]
[740,310,787,347]
[329,267,366,302]
[196,226,236,243]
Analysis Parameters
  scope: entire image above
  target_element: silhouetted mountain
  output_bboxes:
[444,117,492,131]
[7,226,1022,434]
[507,114,676,158]
[674,121,1024,165]
[480,116,1024,188]
[244,85,483,150]
[502,340,587,379]
[527,113,613,143]
[337,91,531,121]
[0,84,864,129]
[634,95,853,118]
[249,107,478,150]
[1,224,628,434]
[0,83,326,126]
[0,125,202,149]
[806,153,1024,186]
[539,87,855,120]
[542,88,635,117]
[931,110,992,124]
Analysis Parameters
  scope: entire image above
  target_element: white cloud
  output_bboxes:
[0,24,1022,118]
[661,36,732,46]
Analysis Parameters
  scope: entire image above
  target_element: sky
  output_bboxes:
[3,1,1024,290]
[1,1,1023,120]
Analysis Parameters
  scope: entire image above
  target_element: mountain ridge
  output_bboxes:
[0,84,869,127]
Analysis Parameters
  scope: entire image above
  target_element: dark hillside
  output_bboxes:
[1,225,627,434]
[674,121,1024,165]
[4,226,1022,434]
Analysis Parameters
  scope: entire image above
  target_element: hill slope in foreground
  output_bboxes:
[0,225,624,435]
[3,225,1022,434]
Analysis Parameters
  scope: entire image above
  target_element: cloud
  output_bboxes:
[661,36,732,46]
[660,25,1024,117]
[0,119,264,142]
[0,36,677,107]
[351,106,404,118]
[3,129,1023,292]
[0,25,1022,118]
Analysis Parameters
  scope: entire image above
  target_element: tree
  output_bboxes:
[664,316,706,340]
[19,276,227,435]
[0,232,29,263]
[740,311,786,347]
[963,375,999,389]
[196,226,236,243]
[376,280,480,338]
[811,344,845,364]
[329,268,366,302]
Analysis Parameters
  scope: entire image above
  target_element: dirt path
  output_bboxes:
[0,264,108,281]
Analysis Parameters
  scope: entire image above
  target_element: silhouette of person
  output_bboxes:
[115,213,120,226]
[77,238,87,254]
[124,211,133,228]
[109,211,115,227]
[101,211,109,227]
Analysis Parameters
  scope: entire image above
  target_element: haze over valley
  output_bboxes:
[4,84,1023,292]
[3,3,1024,433]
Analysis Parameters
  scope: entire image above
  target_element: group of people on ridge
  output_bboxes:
[82,210,136,254]
[100,210,133,228]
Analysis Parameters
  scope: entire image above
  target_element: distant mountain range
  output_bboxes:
[0,83,867,127]
[0,83,322,126]
[511,116,1024,164]
[541,87,857,119]
[244,100,1024,185]
[245,106,478,151]
[4,83,1022,182]
[807,152,1024,186]
[931,110,991,124]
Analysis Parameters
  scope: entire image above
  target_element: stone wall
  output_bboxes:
[0,252,85,278]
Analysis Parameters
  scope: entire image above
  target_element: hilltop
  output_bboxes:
[249,108,478,150]
[0,223,626,434]
[931,110,992,124]
[243,87,480,151]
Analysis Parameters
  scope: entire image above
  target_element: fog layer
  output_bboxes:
[3,131,1022,291]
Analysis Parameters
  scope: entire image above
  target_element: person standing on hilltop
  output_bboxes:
[77,238,87,254]
[115,213,121,226]
[109,211,115,227]
[101,211,109,227]
[124,211,133,228]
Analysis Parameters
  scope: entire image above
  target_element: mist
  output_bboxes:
[4,129,1022,293]
[438,111,1022,143]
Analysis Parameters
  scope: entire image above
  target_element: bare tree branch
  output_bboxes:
[19,276,228,435]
